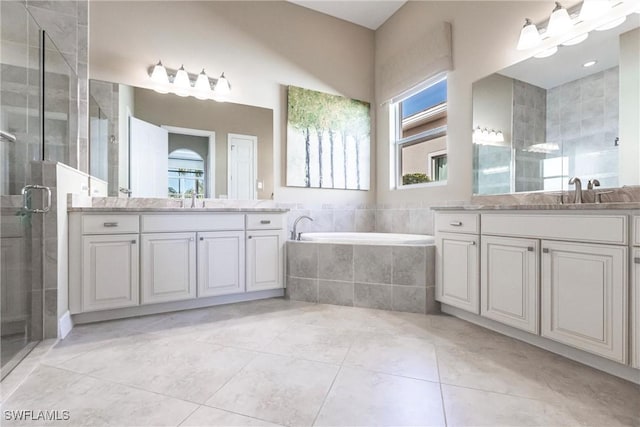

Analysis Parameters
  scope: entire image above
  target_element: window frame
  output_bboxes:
[391,73,448,190]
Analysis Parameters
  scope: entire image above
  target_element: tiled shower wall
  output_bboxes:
[547,67,619,188]
[26,0,89,172]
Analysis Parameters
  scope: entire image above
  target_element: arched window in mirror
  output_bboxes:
[168,149,205,197]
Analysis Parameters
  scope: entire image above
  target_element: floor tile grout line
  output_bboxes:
[433,344,449,427]
[437,381,562,403]
[199,350,261,405]
[200,402,287,426]
[176,404,201,427]
[311,364,343,427]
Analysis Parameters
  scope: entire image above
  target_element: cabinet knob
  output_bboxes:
[104,222,119,227]
[248,236,253,239]
[527,247,534,252]
[131,240,136,244]
[200,237,204,241]
[260,220,271,224]
[470,241,476,246]
[450,221,463,226]
[634,257,640,264]
[542,248,549,254]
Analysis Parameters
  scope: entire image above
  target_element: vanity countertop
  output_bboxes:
[432,202,640,211]
[67,207,290,213]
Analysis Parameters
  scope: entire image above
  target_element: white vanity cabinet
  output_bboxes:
[198,230,245,297]
[141,232,197,304]
[481,235,539,334]
[69,214,141,313]
[246,214,286,292]
[435,231,480,314]
[541,240,627,363]
[69,210,287,317]
[632,215,640,369]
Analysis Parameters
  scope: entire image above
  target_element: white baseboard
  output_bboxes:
[58,311,73,339]
[441,304,640,385]
[71,289,285,325]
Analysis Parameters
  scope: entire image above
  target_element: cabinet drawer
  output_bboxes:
[634,216,640,247]
[482,214,627,245]
[246,213,284,230]
[435,213,479,234]
[82,215,139,235]
[141,214,244,232]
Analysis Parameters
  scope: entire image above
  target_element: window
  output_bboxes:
[543,156,568,191]
[168,149,205,197]
[392,75,447,188]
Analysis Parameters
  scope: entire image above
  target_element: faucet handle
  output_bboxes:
[594,190,613,204]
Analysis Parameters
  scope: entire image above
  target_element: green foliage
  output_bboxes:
[402,173,431,185]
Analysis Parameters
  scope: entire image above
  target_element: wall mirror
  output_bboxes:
[89,80,274,199]
[472,15,639,196]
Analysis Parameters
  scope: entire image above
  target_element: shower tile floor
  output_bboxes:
[1,299,638,426]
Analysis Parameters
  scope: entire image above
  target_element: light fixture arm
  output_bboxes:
[147,65,230,90]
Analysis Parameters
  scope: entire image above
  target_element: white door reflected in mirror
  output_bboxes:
[228,134,257,200]
[129,117,168,198]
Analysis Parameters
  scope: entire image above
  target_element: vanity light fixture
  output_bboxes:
[473,127,505,146]
[524,142,560,153]
[583,60,598,67]
[547,2,573,37]
[516,0,637,53]
[147,61,232,101]
[517,19,542,50]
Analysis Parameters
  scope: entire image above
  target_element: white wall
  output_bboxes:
[89,1,375,205]
[375,1,555,205]
[619,27,640,186]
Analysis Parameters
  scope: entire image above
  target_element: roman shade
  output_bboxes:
[377,21,453,104]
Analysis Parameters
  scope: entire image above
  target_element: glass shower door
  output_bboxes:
[0,1,45,379]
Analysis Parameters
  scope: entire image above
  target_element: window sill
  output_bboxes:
[395,180,448,190]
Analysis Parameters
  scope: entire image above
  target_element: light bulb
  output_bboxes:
[579,0,611,21]
[547,2,573,37]
[150,60,169,94]
[194,69,211,100]
[173,65,191,97]
[596,16,626,31]
[517,18,542,50]
[213,72,231,101]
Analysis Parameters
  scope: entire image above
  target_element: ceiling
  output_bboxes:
[288,1,407,30]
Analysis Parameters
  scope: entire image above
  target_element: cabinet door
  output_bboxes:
[481,236,539,334]
[246,229,285,292]
[82,234,139,312]
[633,249,640,369]
[198,231,245,297]
[541,240,627,363]
[141,233,196,304]
[436,232,479,314]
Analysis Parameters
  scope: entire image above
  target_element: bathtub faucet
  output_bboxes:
[291,215,314,240]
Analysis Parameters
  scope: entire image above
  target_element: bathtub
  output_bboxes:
[299,232,434,245]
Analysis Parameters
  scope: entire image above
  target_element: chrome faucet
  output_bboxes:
[568,177,582,203]
[587,179,600,190]
[291,215,313,240]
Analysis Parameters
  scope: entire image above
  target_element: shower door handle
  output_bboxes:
[0,130,16,142]
[21,185,52,214]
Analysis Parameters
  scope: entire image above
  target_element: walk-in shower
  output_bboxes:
[0,1,77,379]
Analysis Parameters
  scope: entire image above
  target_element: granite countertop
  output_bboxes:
[67,207,290,213]
[432,202,640,211]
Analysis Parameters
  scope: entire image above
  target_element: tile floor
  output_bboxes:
[1,298,639,426]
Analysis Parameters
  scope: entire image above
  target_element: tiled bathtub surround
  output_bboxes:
[286,241,437,314]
